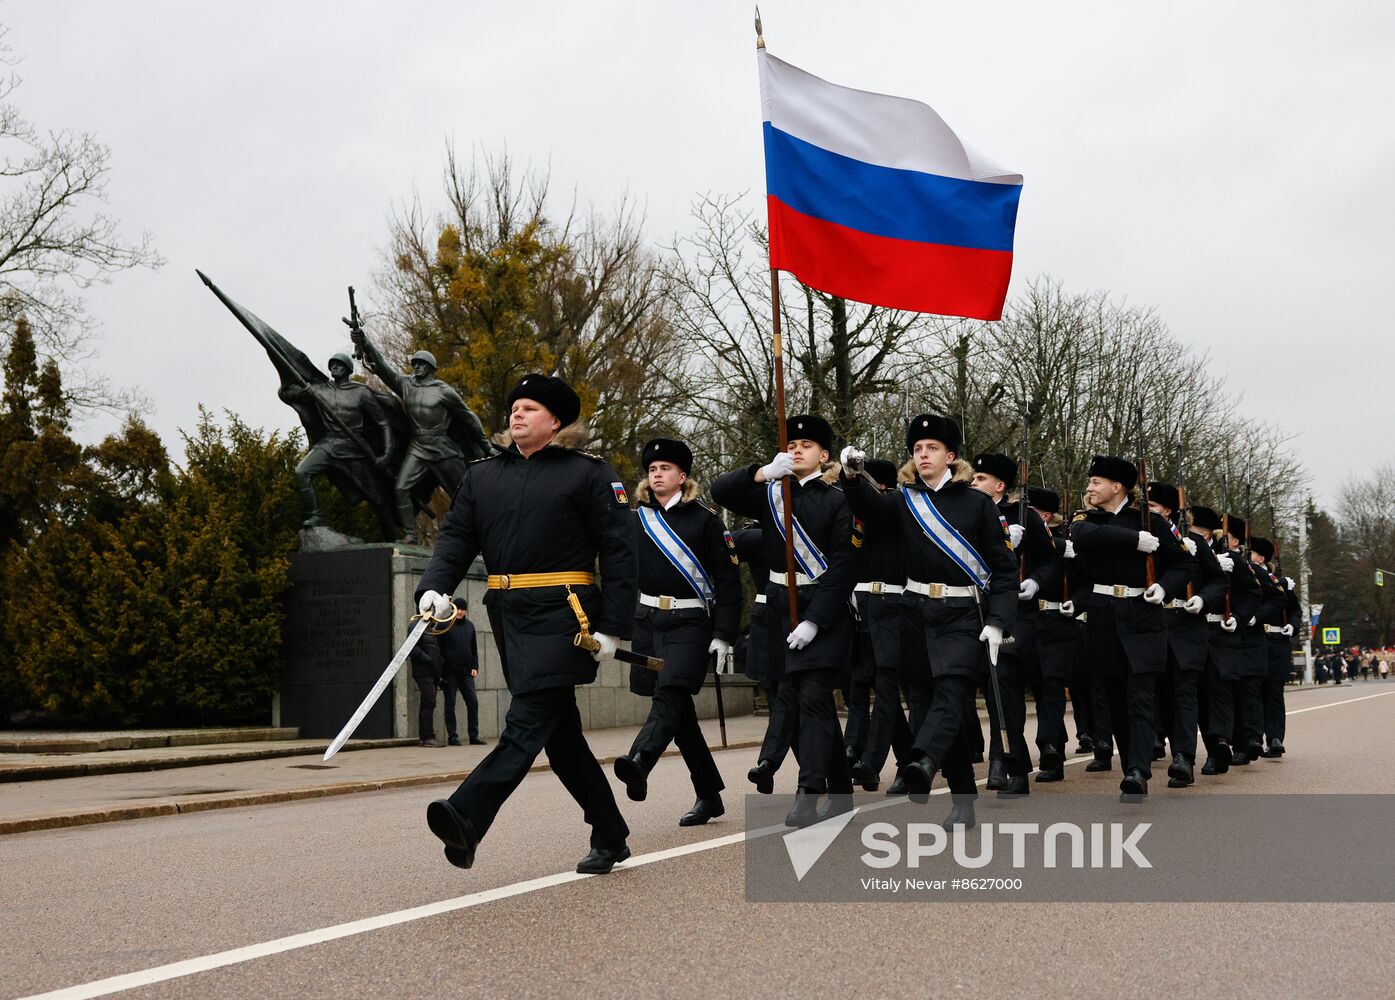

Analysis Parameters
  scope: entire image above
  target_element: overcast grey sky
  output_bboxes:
[5,1,1393,504]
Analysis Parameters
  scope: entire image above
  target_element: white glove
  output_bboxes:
[1247,616,1257,627]
[978,624,1004,662]
[1182,537,1197,556]
[1137,531,1159,554]
[417,590,453,619]
[1221,616,1237,633]
[1143,584,1166,605]
[1285,577,1296,591]
[1216,554,1235,573]
[759,452,795,482]
[1281,623,1295,637]
[589,632,620,662]
[1018,578,1039,601]
[1058,600,1075,617]
[839,446,865,473]
[1183,595,1205,614]
[1008,523,1025,549]
[786,620,819,650]
[1064,540,1076,559]
[708,637,732,659]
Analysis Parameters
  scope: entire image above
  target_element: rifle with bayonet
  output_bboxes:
[1135,405,1156,587]
[1018,405,1030,583]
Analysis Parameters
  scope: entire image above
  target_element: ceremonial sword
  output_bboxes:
[323,609,456,761]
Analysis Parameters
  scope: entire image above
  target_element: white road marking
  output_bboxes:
[21,686,1392,999]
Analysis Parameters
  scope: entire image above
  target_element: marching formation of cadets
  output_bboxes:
[415,374,1301,874]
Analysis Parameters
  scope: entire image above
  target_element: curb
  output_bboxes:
[0,739,764,837]
[0,738,418,784]
[0,727,301,754]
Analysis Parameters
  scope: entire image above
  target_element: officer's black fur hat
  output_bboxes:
[506,373,581,427]
[1250,536,1275,560]
[1225,515,1247,539]
[866,458,899,489]
[787,414,833,453]
[972,452,1017,489]
[905,414,962,454]
[1149,481,1181,512]
[641,438,693,475]
[1027,487,1061,514]
[1189,505,1222,531]
[1088,455,1138,490]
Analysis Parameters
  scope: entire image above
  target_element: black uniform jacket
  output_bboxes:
[733,526,771,684]
[630,495,742,695]
[712,466,855,674]
[1070,499,1196,675]
[1035,532,1085,682]
[842,470,1017,679]
[1167,532,1226,673]
[416,442,637,695]
[1258,563,1296,679]
[1000,498,1063,661]
[853,500,908,673]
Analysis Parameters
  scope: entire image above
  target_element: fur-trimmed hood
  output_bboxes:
[491,422,592,452]
[898,457,973,486]
[634,477,702,506]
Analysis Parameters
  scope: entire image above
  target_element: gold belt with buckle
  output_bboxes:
[487,572,595,591]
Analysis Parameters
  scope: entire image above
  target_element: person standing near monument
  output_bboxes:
[352,333,492,542]
[439,597,486,746]
[416,373,637,874]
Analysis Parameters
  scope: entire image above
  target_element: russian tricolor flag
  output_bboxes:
[759,50,1023,321]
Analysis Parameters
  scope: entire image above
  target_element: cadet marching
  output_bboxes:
[414,374,1303,872]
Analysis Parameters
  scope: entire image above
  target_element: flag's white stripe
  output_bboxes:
[758,50,1020,185]
[638,507,715,603]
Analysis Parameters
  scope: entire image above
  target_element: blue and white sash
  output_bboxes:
[899,485,991,591]
[637,505,715,602]
[766,482,828,580]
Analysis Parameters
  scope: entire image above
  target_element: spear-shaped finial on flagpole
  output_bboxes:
[754,5,765,48]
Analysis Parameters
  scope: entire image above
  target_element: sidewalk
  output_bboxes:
[0,714,767,837]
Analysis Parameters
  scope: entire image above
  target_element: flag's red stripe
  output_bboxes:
[767,196,1014,321]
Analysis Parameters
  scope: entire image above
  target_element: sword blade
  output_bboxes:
[323,616,433,761]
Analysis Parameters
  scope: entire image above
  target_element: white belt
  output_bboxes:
[1167,599,1188,610]
[1264,624,1285,634]
[639,593,708,611]
[753,593,767,605]
[1206,614,1225,623]
[854,581,905,595]
[906,580,975,599]
[769,569,819,588]
[1038,600,1062,611]
[1093,584,1144,599]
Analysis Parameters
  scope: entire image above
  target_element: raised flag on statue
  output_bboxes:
[758,49,1023,321]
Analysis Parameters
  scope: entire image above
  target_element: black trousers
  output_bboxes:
[1199,658,1235,757]
[442,673,479,741]
[1102,670,1158,778]
[1089,664,1116,760]
[843,675,873,758]
[1232,677,1265,752]
[448,687,628,850]
[1033,672,1069,758]
[759,678,798,769]
[985,656,1032,775]
[631,687,724,798]
[416,675,438,739]
[1263,675,1287,744]
[860,662,913,771]
[783,669,853,794]
[1159,656,1202,763]
[910,673,979,795]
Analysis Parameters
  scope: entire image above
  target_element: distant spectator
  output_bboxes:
[438,596,486,746]
[411,632,446,748]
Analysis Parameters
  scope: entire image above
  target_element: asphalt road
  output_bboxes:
[4,682,1394,999]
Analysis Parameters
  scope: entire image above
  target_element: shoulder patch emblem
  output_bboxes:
[722,528,738,564]
[1072,512,1087,523]
[611,482,629,506]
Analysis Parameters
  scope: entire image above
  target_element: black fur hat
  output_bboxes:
[506,373,581,427]
[972,452,1017,489]
[786,414,833,452]
[905,413,962,454]
[1087,455,1138,490]
[641,438,693,475]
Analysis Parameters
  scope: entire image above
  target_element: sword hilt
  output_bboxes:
[410,608,458,636]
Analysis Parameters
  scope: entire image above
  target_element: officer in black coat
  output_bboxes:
[970,453,1062,796]
[733,525,771,688]
[1223,517,1269,765]
[1251,536,1296,757]
[713,414,857,828]
[1177,506,1236,776]
[1070,456,1196,800]
[1026,488,1080,783]
[613,438,741,827]
[1145,484,1218,788]
[418,374,637,875]
[841,415,1017,826]
[438,597,485,746]
[847,459,915,794]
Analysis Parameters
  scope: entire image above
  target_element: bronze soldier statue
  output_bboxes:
[352,332,492,543]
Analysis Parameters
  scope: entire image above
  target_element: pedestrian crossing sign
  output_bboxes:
[1321,627,1341,645]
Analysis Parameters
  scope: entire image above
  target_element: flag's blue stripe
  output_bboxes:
[763,123,1021,253]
